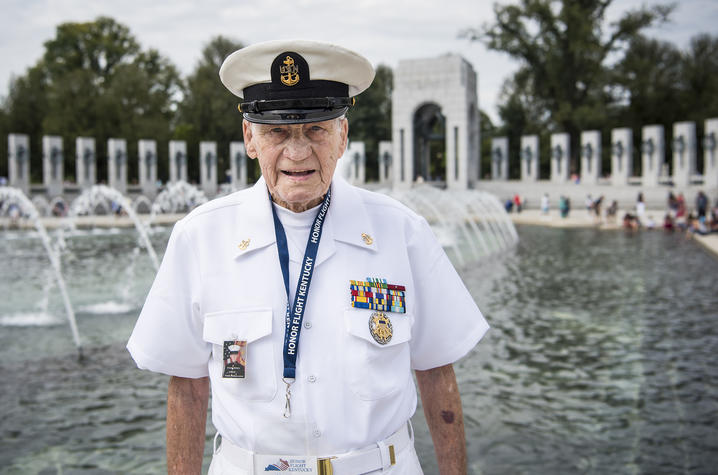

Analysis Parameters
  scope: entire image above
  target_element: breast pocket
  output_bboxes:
[203,308,277,401]
[343,309,413,401]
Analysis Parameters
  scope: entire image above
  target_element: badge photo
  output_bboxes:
[223,340,247,378]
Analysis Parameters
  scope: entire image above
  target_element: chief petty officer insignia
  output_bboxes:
[349,277,406,313]
[279,55,299,86]
[369,312,393,345]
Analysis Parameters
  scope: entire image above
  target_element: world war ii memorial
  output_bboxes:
[2,19,718,475]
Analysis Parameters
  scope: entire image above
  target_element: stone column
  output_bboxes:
[108,138,128,194]
[230,141,247,189]
[672,121,696,189]
[610,128,633,186]
[42,135,64,197]
[169,140,188,183]
[580,130,601,185]
[704,118,718,191]
[199,141,218,196]
[490,137,508,181]
[641,125,664,188]
[550,133,570,184]
[520,135,539,182]
[8,134,30,195]
[378,141,392,184]
[76,137,96,189]
[346,141,366,185]
[138,139,158,198]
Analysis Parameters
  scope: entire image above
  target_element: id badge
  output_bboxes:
[253,455,318,474]
[222,340,247,378]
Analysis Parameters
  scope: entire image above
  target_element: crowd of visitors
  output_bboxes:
[621,190,718,235]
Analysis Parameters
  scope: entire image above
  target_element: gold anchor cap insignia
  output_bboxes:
[280,55,300,86]
[361,233,373,245]
[238,239,250,251]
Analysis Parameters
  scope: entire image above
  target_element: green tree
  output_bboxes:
[177,36,245,184]
[464,0,673,172]
[3,17,181,184]
[347,64,393,182]
[680,34,718,126]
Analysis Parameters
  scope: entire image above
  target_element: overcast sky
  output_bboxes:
[1,0,715,123]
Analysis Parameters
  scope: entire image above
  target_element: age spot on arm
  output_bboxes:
[441,410,455,424]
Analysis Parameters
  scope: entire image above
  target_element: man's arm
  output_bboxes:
[167,375,210,474]
[415,363,467,475]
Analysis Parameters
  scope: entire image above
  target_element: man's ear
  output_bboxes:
[243,120,257,159]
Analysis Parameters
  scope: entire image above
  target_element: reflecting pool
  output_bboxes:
[1,225,717,474]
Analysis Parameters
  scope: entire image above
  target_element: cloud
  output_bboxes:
[0,0,715,123]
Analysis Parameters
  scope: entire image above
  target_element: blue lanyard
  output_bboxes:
[270,188,331,384]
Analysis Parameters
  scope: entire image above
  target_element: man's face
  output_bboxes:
[243,118,348,212]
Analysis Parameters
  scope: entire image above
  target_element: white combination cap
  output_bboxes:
[219,39,375,124]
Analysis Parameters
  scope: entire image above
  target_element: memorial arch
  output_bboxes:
[413,102,446,183]
[392,54,480,189]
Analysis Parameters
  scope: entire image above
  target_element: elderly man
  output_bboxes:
[127,40,488,475]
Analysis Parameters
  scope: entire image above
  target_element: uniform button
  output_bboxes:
[308,375,317,383]
[313,429,322,438]
[304,321,312,329]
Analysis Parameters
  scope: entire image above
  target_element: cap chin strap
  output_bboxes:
[239,96,354,114]
[243,106,350,125]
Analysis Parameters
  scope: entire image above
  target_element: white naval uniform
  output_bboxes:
[127,176,489,473]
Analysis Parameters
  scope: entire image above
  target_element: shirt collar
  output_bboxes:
[233,175,378,261]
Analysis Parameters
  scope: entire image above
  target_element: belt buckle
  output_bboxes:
[317,456,336,475]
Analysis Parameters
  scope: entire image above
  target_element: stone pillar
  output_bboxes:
[8,134,30,195]
[550,133,570,184]
[704,118,718,191]
[611,128,633,186]
[138,139,158,197]
[200,141,218,196]
[169,140,188,183]
[641,125,664,188]
[672,121,696,189]
[490,137,508,181]
[76,137,96,189]
[580,130,601,185]
[42,135,64,197]
[392,54,479,190]
[230,141,247,189]
[520,135,539,182]
[108,138,128,194]
[346,141,366,185]
[378,141,392,184]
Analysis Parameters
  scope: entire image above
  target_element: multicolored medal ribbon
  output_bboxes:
[350,277,406,313]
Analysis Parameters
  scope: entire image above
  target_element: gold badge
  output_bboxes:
[369,312,393,345]
[361,233,373,245]
[238,239,250,250]
[280,55,300,86]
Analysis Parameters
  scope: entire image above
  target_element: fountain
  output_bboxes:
[0,186,82,356]
[68,185,161,271]
[149,180,208,222]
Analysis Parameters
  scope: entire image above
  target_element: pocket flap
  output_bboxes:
[344,309,411,348]
[203,308,272,345]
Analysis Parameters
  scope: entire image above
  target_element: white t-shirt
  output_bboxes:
[127,176,489,455]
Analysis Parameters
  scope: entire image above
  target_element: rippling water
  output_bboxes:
[1,225,717,474]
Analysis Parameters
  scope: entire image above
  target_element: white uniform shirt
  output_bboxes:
[127,176,489,455]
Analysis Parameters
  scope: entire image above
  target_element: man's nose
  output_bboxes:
[283,134,311,161]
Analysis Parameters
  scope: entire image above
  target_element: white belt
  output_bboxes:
[214,421,413,475]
